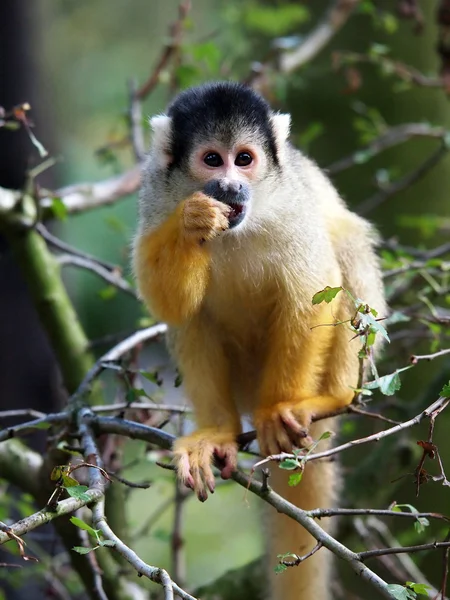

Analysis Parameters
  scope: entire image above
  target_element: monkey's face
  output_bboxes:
[190,141,265,229]
[147,83,292,229]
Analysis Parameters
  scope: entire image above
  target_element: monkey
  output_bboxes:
[132,81,387,600]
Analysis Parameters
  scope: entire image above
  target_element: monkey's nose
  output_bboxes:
[219,180,242,194]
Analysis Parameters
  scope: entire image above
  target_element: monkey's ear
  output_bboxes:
[149,115,173,167]
[271,113,291,148]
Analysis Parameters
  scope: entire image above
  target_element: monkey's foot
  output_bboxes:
[254,401,316,457]
[173,429,238,501]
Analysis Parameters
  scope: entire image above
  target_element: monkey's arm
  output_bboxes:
[133,192,230,326]
[254,296,358,455]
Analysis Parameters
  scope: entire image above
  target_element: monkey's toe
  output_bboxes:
[172,430,238,501]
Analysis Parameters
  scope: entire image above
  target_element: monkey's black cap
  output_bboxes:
[166,81,279,168]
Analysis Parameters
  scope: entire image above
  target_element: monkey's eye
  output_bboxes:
[203,152,224,167]
[235,152,253,167]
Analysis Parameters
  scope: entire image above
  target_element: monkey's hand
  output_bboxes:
[254,395,347,456]
[254,401,313,456]
[173,429,238,501]
[183,192,231,243]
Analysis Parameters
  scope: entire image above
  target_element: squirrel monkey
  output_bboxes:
[133,82,386,600]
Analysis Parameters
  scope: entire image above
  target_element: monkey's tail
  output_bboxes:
[268,418,337,600]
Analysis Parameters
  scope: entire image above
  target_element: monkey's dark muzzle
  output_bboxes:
[203,179,250,228]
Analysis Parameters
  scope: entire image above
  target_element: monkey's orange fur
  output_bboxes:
[133,193,229,326]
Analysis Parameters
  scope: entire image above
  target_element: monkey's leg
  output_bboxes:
[133,193,229,325]
[254,301,358,455]
[171,317,241,501]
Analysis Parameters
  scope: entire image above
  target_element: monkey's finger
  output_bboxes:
[190,462,209,502]
[260,420,280,457]
[175,452,195,490]
[273,415,294,453]
[198,445,216,494]
[214,445,238,479]
[279,407,309,437]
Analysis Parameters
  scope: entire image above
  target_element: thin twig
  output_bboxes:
[307,508,450,522]
[91,402,191,414]
[57,254,138,299]
[278,0,361,73]
[36,222,117,271]
[358,541,450,561]
[128,78,146,162]
[327,123,445,175]
[136,1,191,100]
[357,143,448,215]
[0,409,45,420]
[333,51,443,88]
[410,348,450,364]
[279,541,323,567]
[70,324,168,402]
[172,416,187,585]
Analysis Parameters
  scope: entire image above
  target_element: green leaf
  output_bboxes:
[70,517,98,536]
[56,441,83,456]
[357,309,390,342]
[61,475,80,488]
[274,563,287,574]
[98,286,117,301]
[126,387,149,403]
[191,42,221,72]
[385,311,411,325]
[72,546,95,555]
[364,371,401,396]
[279,459,299,471]
[288,473,302,486]
[318,431,332,441]
[140,371,162,386]
[414,518,430,534]
[99,539,116,548]
[386,584,416,599]
[353,149,375,164]
[50,197,68,221]
[51,466,63,481]
[440,382,450,398]
[369,43,390,56]
[175,64,201,89]
[153,529,171,543]
[364,366,414,396]
[244,4,309,36]
[298,122,324,150]
[406,581,431,595]
[312,286,343,305]
[66,486,90,502]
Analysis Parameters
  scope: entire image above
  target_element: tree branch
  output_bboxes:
[278,0,362,73]
[40,164,141,217]
[327,123,446,175]
[232,470,394,599]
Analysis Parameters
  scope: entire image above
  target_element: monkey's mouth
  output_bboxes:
[226,202,247,228]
